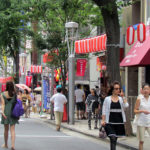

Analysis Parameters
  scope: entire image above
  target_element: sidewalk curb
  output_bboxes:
[44,119,138,150]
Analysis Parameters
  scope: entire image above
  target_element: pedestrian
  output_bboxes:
[17,90,22,101]
[22,89,31,118]
[1,81,19,150]
[35,92,42,114]
[84,85,90,119]
[85,88,101,130]
[102,81,129,150]
[75,84,85,120]
[50,87,67,131]
[134,83,150,150]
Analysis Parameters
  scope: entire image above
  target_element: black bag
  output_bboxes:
[99,126,107,139]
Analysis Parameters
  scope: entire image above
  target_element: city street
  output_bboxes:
[0,118,130,150]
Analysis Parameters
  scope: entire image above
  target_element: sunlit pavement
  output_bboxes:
[0,117,129,150]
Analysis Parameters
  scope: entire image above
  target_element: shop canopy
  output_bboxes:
[120,28,150,67]
[75,34,107,54]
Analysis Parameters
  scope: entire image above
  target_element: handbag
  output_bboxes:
[133,114,139,125]
[12,98,24,118]
[99,126,107,139]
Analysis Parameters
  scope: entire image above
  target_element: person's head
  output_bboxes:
[90,89,96,96]
[95,86,99,89]
[24,89,29,94]
[142,83,150,97]
[108,81,121,96]
[77,84,81,89]
[18,90,22,95]
[57,87,62,93]
[6,81,15,97]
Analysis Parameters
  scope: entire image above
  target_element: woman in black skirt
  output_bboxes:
[101,81,129,150]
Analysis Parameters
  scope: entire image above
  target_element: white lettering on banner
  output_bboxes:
[125,59,130,63]
[125,54,137,59]
[134,42,143,48]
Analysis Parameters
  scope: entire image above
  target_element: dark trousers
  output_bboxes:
[109,136,118,150]
[88,110,98,128]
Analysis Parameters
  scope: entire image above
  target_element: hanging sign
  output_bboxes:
[26,76,32,87]
[76,59,87,76]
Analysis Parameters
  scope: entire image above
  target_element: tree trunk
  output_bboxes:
[32,21,38,88]
[92,0,133,136]
[14,50,20,83]
[92,0,121,84]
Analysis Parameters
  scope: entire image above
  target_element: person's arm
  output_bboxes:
[1,94,7,119]
[122,97,129,108]
[50,95,55,104]
[101,98,107,126]
[134,99,150,114]
[64,96,67,104]
[82,91,85,101]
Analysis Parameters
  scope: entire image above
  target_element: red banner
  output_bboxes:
[0,76,13,84]
[26,76,32,87]
[76,59,87,76]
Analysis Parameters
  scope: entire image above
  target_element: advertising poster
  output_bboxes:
[43,77,50,109]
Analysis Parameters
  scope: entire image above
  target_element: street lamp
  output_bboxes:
[65,22,78,124]
[19,53,27,84]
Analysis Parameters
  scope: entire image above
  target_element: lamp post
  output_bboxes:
[19,53,27,84]
[65,22,78,124]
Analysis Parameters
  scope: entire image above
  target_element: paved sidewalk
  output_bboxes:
[30,113,150,150]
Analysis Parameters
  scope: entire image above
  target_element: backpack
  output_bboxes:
[12,99,24,118]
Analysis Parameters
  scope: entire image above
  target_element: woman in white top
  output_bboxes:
[134,83,150,150]
[102,81,129,150]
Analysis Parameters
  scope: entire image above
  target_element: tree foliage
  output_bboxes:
[26,0,104,90]
[0,0,29,82]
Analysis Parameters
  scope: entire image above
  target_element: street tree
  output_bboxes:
[0,0,29,83]
[28,0,104,92]
[92,0,133,135]
[92,0,121,84]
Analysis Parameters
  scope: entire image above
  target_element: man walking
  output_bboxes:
[50,88,67,131]
[75,84,85,120]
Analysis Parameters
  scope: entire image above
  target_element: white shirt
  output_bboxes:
[50,93,67,112]
[75,89,84,103]
[137,96,150,127]
[102,96,129,123]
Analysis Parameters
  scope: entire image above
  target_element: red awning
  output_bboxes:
[120,27,150,67]
[75,34,107,54]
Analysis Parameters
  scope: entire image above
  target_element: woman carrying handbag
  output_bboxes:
[101,81,129,150]
[134,83,150,150]
[1,81,19,150]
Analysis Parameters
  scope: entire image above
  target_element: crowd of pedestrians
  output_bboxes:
[0,81,150,150]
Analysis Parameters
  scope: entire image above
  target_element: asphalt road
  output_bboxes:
[0,118,130,150]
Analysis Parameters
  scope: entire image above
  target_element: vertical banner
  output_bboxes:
[43,77,50,109]
[76,59,87,76]
[26,76,32,87]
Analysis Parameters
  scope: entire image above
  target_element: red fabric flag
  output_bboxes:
[26,76,32,87]
[76,59,87,76]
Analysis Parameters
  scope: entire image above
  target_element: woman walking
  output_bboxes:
[134,83,150,150]
[102,81,129,150]
[85,89,101,130]
[1,81,19,150]
[22,89,31,118]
